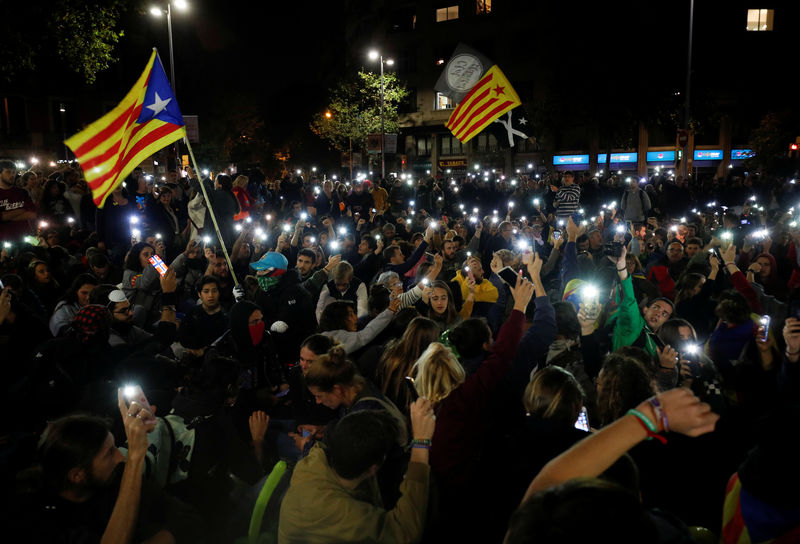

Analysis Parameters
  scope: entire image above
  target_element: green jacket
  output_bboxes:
[278,445,430,543]
[612,275,658,358]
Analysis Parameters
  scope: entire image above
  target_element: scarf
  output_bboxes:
[546,338,578,365]
[257,274,280,292]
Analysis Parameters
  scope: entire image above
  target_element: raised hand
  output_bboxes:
[509,273,535,312]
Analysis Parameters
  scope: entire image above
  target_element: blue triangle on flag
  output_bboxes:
[136,54,184,126]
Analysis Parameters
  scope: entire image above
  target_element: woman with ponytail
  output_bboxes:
[305,345,409,507]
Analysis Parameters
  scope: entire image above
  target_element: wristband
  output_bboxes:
[626,409,657,433]
[411,438,432,447]
[628,411,668,444]
[648,396,669,433]
[617,267,627,272]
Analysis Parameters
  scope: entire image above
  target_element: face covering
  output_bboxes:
[257,274,280,292]
[248,321,265,346]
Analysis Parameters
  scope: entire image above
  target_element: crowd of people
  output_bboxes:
[1,155,799,543]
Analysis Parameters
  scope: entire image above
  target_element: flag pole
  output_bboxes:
[183,138,240,287]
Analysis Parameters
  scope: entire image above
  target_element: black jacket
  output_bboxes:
[254,269,317,365]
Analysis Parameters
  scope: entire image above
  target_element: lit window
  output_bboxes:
[436,6,459,22]
[435,92,454,110]
[476,0,492,15]
[746,9,774,31]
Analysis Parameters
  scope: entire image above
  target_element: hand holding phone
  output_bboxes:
[120,384,157,427]
[497,266,519,285]
[148,255,169,277]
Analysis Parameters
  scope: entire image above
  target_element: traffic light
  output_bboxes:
[790,143,799,159]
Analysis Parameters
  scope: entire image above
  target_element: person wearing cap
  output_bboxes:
[251,251,317,365]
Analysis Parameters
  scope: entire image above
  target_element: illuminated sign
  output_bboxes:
[646,151,676,162]
[731,149,755,160]
[693,149,723,160]
[597,153,638,163]
[553,154,589,165]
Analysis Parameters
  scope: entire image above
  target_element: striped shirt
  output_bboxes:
[555,184,581,217]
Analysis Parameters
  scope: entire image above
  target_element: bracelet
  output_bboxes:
[648,396,670,433]
[628,411,668,444]
[411,444,431,450]
[659,364,676,370]
[411,438,432,447]
[161,305,176,312]
[626,409,657,433]
[617,267,627,272]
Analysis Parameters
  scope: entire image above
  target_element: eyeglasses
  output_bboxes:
[113,304,133,315]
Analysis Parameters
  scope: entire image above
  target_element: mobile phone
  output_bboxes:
[498,266,519,285]
[425,252,435,263]
[574,407,589,432]
[404,376,420,402]
[553,230,562,241]
[148,255,169,277]
[301,429,312,438]
[759,315,770,342]
[276,387,290,398]
[121,384,153,415]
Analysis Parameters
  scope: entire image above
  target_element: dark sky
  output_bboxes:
[112,0,350,162]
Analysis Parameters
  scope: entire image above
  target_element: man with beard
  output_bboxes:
[295,248,340,302]
[89,269,178,351]
[11,398,202,542]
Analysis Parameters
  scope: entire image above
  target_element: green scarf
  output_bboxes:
[257,275,280,292]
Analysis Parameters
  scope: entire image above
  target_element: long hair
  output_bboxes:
[58,273,99,306]
[674,272,705,305]
[411,342,466,404]
[596,354,657,427]
[377,317,441,411]
[123,242,155,273]
[424,280,459,327]
[523,366,585,425]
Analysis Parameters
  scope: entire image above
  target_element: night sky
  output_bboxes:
[111,1,350,165]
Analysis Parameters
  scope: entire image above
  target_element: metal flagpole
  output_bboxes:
[183,138,239,287]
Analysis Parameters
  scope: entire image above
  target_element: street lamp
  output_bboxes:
[151,1,189,169]
[368,49,394,180]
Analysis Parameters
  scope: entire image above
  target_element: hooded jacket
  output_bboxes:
[278,444,429,544]
[254,268,317,365]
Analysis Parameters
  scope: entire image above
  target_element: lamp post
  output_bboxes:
[150,0,188,170]
[681,0,695,180]
[368,50,394,180]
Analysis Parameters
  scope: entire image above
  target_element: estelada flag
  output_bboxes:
[65,49,186,208]
[445,65,521,144]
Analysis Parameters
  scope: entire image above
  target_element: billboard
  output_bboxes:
[597,153,638,163]
[731,149,755,160]
[553,154,589,165]
[693,149,723,160]
[646,151,676,162]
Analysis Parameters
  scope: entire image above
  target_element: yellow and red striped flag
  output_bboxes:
[65,49,186,208]
[445,65,521,143]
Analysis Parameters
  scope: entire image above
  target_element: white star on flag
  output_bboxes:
[146,92,172,117]
[519,117,528,126]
